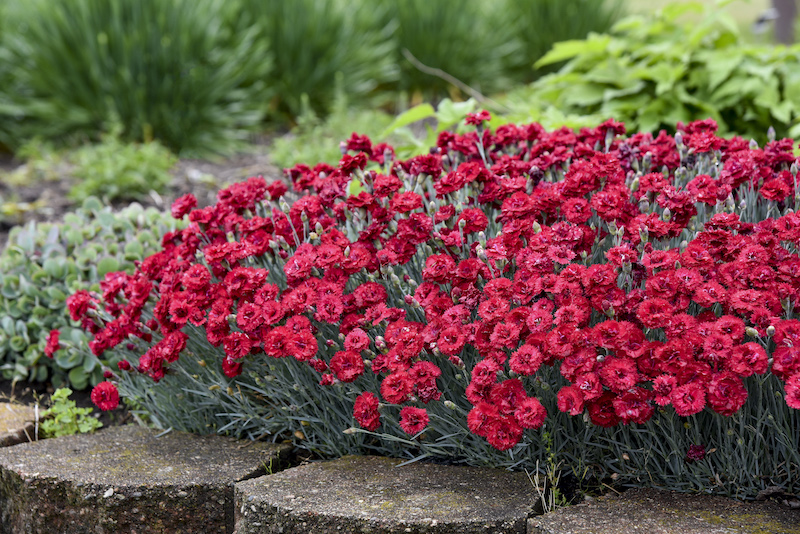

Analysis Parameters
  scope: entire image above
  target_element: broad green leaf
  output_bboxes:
[435,98,477,132]
[561,83,606,107]
[535,35,611,68]
[771,101,794,125]
[583,60,632,86]
[701,51,743,91]
[83,353,98,373]
[660,1,704,22]
[603,81,647,101]
[633,63,685,96]
[56,349,82,370]
[753,80,780,110]
[67,367,89,391]
[96,257,120,277]
[379,103,435,139]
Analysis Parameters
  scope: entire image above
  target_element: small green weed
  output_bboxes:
[39,387,102,438]
[68,133,176,202]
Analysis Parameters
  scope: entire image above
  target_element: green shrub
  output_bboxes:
[499,0,625,83]
[376,0,517,98]
[239,0,396,122]
[515,2,800,141]
[1,0,270,156]
[68,133,176,203]
[0,198,181,390]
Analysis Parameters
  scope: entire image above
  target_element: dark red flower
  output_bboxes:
[353,392,381,431]
[44,329,61,358]
[222,356,243,378]
[171,193,198,219]
[330,350,365,383]
[485,417,523,451]
[380,371,413,404]
[670,382,706,416]
[557,386,585,416]
[465,110,491,125]
[514,397,547,429]
[399,406,429,435]
[90,381,119,411]
[685,444,707,463]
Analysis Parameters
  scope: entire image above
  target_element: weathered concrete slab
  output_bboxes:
[0,424,291,534]
[528,487,800,534]
[0,403,35,447]
[234,455,537,534]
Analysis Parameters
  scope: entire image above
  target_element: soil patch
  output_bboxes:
[0,138,286,248]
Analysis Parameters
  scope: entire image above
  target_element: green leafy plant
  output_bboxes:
[239,0,396,122]
[68,133,176,203]
[1,0,270,156]
[0,198,181,390]
[39,387,102,438]
[512,1,800,142]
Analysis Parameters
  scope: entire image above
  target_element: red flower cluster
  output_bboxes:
[74,117,800,453]
[90,381,119,411]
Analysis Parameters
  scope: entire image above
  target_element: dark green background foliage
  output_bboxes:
[500,0,625,83]
[0,0,625,156]
[240,0,397,121]
[0,0,270,156]
[376,0,516,98]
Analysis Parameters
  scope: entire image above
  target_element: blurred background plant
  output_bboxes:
[0,0,270,157]
[239,0,398,122]
[67,131,176,203]
[499,0,625,83]
[501,2,800,142]
[375,0,518,100]
[0,198,181,390]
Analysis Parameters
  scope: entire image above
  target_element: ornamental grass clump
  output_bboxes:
[78,116,800,499]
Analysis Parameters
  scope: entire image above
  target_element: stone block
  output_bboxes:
[0,424,290,534]
[234,455,538,534]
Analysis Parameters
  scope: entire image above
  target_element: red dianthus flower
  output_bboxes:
[399,406,429,435]
[353,392,381,431]
[90,381,119,411]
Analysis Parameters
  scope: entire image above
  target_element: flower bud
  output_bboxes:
[745,327,759,338]
[767,126,776,142]
[662,207,672,222]
[674,132,683,146]
[444,400,457,410]
[767,325,775,337]
[532,221,542,233]
[749,139,758,150]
